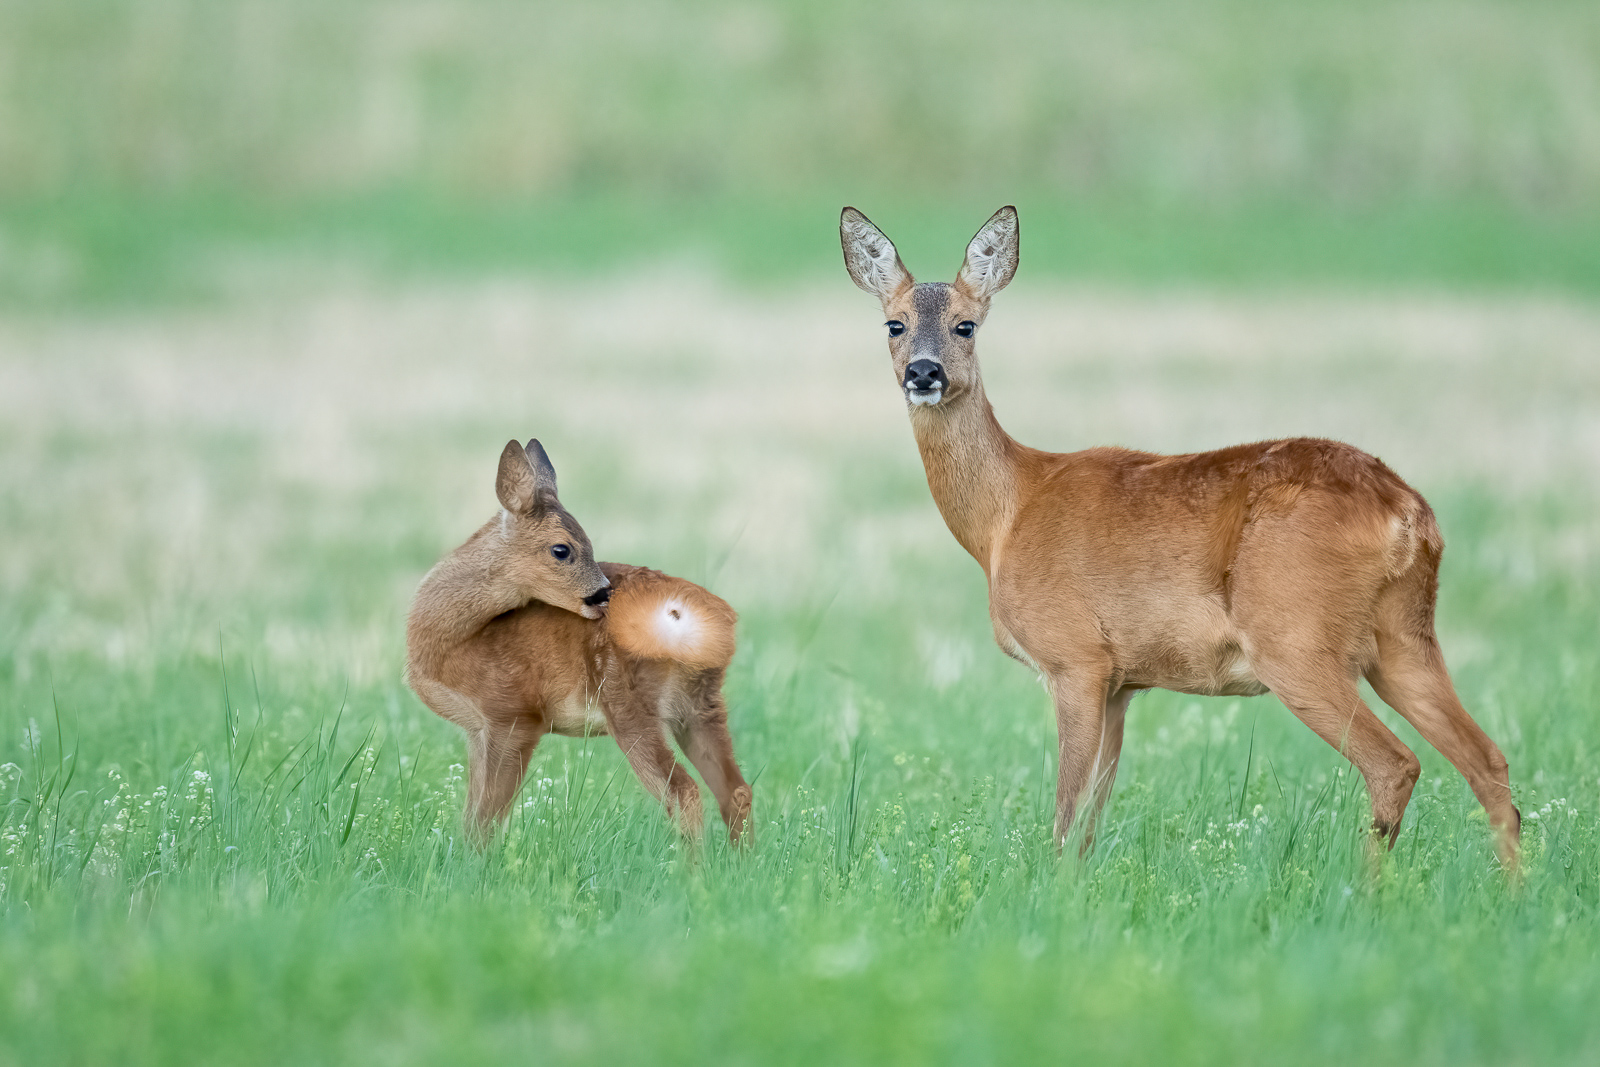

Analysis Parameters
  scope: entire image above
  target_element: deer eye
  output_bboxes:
[551,544,571,561]
[886,320,906,337]
[953,321,976,338]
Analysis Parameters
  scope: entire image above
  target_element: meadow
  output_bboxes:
[2,277,1597,1065]
[4,0,1600,1063]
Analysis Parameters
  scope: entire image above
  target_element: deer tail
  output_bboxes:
[606,572,738,670]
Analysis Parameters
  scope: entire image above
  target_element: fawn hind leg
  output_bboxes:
[465,717,543,845]
[1366,626,1519,868]
[608,697,704,842]
[671,680,753,846]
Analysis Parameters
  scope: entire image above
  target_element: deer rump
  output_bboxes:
[448,562,738,741]
[604,566,738,671]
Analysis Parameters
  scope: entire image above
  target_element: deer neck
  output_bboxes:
[908,380,1023,575]
[407,523,533,654]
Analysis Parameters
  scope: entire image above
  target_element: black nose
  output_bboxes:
[582,583,611,606]
[904,360,946,392]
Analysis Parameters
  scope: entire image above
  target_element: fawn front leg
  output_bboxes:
[464,718,542,846]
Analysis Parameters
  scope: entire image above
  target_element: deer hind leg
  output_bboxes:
[671,682,753,847]
[1232,509,1422,857]
[1366,629,1519,870]
[1078,686,1134,856]
[609,707,704,843]
[1252,650,1421,855]
[464,717,543,846]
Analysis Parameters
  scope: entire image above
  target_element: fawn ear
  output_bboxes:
[522,439,559,503]
[841,207,913,300]
[495,439,553,515]
[955,206,1019,300]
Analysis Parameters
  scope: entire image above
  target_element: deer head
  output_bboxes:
[493,439,611,619]
[841,205,1019,409]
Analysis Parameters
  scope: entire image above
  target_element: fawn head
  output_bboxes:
[494,439,611,619]
[841,206,1019,409]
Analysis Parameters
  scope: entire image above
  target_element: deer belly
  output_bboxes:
[548,689,610,737]
[1142,641,1269,697]
[1119,607,1271,698]
[1202,646,1270,697]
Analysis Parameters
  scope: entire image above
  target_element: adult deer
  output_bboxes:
[841,205,1519,868]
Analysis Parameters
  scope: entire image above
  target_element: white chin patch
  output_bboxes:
[906,388,944,407]
[580,604,607,620]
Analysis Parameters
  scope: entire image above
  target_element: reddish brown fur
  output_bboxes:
[842,206,1519,870]
[405,440,753,847]
[607,570,740,670]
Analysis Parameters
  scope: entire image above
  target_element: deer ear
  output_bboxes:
[495,439,542,514]
[522,439,559,503]
[841,207,913,300]
[955,206,1019,300]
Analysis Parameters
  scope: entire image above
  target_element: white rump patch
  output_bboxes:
[653,600,703,653]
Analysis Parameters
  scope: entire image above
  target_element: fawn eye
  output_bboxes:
[886,320,906,337]
[550,544,571,561]
[953,321,976,338]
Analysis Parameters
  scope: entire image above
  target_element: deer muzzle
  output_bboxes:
[580,582,611,619]
[904,359,947,405]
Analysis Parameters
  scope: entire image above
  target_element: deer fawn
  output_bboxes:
[405,439,753,847]
[841,205,1519,869]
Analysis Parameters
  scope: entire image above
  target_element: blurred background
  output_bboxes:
[4,0,1600,300]
[4,0,1598,629]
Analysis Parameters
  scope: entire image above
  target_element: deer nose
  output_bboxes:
[582,582,611,607]
[905,360,946,392]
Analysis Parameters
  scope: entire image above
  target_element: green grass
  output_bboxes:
[1,488,1596,1066]
[2,288,1597,1063]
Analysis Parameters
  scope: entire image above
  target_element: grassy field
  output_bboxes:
[2,278,1597,1064]
[3,0,1600,1061]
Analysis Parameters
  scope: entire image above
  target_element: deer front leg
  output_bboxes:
[1047,667,1115,852]
[1078,686,1133,855]
[464,718,542,846]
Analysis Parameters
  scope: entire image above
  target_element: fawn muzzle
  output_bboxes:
[580,582,612,618]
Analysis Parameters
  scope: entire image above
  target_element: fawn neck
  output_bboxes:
[409,523,541,653]
[908,378,1024,575]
